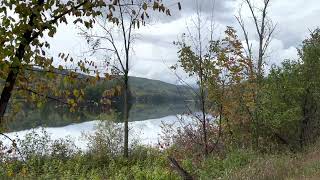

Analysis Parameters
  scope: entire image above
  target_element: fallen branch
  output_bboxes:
[168,156,194,180]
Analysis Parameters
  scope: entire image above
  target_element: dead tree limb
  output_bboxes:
[168,156,194,180]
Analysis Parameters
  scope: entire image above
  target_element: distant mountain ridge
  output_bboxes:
[0,67,195,105]
[128,76,194,102]
[82,75,195,106]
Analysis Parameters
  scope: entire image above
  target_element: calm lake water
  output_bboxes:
[2,103,197,150]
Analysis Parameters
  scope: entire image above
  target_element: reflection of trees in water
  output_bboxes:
[6,101,195,132]
[127,103,194,122]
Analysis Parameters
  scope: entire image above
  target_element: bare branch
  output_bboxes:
[244,0,261,36]
[235,11,253,60]
[0,132,26,163]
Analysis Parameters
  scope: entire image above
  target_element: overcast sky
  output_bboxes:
[47,0,320,84]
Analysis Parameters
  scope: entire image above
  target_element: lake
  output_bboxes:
[1,102,197,150]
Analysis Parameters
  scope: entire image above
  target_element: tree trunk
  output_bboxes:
[0,70,19,122]
[0,0,44,125]
[199,64,208,155]
[201,95,208,156]
[0,27,32,123]
[123,74,129,158]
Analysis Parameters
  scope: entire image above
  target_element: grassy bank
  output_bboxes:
[2,131,320,179]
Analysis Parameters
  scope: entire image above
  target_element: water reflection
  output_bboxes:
[3,114,195,150]
[4,102,195,132]
[1,101,198,150]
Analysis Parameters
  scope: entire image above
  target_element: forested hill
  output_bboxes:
[0,67,195,105]
[84,75,195,104]
[3,75,195,131]
[130,76,193,102]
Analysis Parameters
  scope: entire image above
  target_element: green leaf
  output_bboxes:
[73,89,79,97]
[142,3,148,10]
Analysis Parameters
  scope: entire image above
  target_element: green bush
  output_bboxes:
[0,126,178,179]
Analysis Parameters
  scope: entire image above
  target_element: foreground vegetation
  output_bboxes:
[2,126,320,179]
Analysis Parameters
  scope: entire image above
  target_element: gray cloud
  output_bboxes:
[46,0,320,84]
[275,9,320,49]
[148,0,236,24]
[179,0,236,20]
